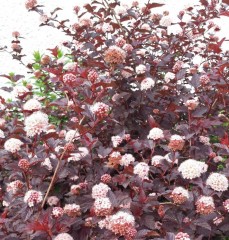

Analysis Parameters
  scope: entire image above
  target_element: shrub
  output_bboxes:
[0,0,229,239]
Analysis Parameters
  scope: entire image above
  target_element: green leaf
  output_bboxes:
[9,72,15,77]
[33,63,41,70]
[57,49,63,59]
[33,50,42,63]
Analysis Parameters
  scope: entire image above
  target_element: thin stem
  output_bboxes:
[41,115,86,208]
[103,0,129,36]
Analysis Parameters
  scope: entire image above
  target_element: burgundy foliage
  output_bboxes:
[0,0,229,239]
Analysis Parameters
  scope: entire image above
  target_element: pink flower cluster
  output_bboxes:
[172,60,184,73]
[7,180,23,194]
[12,86,29,98]
[92,183,110,199]
[199,75,210,85]
[63,73,77,85]
[164,72,175,83]
[88,69,99,82]
[25,0,37,10]
[24,190,43,207]
[171,187,189,204]
[175,232,191,240]
[64,203,81,217]
[104,46,126,64]
[185,99,199,111]
[93,197,113,216]
[223,199,229,212]
[168,135,185,151]
[52,207,64,218]
[18,159,30,171]
[196,196,215,215]
[91,102,110,118]
[99,211,136,240]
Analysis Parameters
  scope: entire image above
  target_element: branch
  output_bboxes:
[41,115,86,209]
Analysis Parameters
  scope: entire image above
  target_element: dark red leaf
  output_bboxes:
[220,11,229,17]
[146,3,165,9]
[83,4,95,13]
[208,43,221,53]
[221,132,229,147]
[47,46,59,57]
[200,0,209,6]
[217,63,229,75]
[148,115,159,128]
[218,37,226,47]
[51,7,62,15]
[43,67,62,75]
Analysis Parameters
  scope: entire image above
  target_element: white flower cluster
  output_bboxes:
[136,64,146,75]
[170,135,184,141]
[198,196,214,205]
[140,77,155,91]
[99,211,135,237]
[172,187,189,198]
[199,136,210,145]
[206,173,228,192]
[64,203,81,217]
[65,129,80,142]
[0,129,5,138]
[68,147,89,162]
[101,22,113,32]
[23,98,42,111]
[94,197,113,216]
[92,183,110,199]
[178,159,208,179]
[133,162,149,180]
[0,100,5,110]
[120,153,135,167]
[54,233,73,240]
[12,86,29,98]
[121,67,134,78]
[4,138,23,153]
[115,5,128,15]
[164,72,175,83]
[6,180,23,194]
[151,155,164,166]
[159,16,173,27]
[147,128,164,140]
[41,158,53,171]
[24,111,49,137]
[111,135,123,147]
